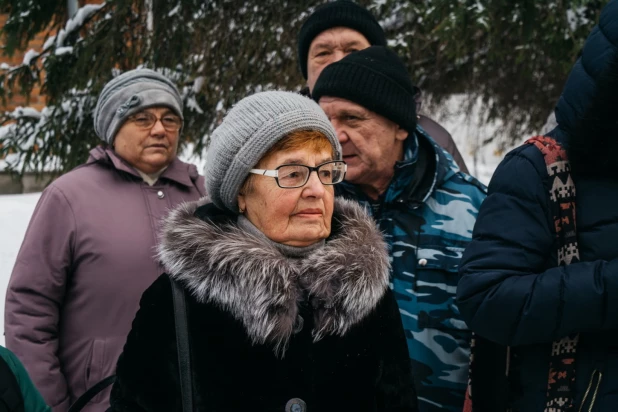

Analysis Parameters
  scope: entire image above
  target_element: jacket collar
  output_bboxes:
[158,197,391,356]
[87,146,200,188]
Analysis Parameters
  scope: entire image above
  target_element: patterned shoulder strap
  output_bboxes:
[525,135,581,412]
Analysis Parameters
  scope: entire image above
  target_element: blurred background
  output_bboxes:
[0,0,610,342]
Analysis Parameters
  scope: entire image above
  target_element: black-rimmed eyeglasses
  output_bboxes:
[249,160,347,188]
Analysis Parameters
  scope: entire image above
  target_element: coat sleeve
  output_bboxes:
[5,186,74,410]
[375,288,419,412]
[109,275,179,412]
[457,149,618,346]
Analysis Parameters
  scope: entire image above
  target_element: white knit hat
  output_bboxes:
[205,91,340,213]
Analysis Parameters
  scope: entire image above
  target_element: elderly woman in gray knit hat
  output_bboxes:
[5,68,205,411]
[109,91,418,412]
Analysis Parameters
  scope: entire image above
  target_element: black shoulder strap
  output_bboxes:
[67,375,115,412]
[171,278,193,412]
[0,356,23,412]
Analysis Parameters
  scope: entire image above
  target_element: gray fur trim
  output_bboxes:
[158,197,390,356]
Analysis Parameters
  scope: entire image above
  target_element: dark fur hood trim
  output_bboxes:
[567,50,618,179]
[158,197,390,355]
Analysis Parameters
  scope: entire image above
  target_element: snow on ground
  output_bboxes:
[0,95,536,344]
[0,192,40,345]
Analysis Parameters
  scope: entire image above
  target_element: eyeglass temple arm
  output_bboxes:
[249,169,278,177]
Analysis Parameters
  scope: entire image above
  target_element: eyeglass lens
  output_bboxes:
[132,112,182,131]
[277,162,346,188]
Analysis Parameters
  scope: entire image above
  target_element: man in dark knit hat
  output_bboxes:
[313,46,487,412]
[297,0,470,173]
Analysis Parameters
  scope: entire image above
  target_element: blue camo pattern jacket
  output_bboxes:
[337,128,487,412]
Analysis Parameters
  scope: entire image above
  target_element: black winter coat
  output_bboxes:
[109,198,418,412]
[457,2,618,411]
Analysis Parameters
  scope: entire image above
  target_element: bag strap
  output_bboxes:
[171,278,193,412]
[526,136,581,412]
[67,376,115,412]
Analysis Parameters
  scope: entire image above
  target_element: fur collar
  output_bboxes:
[158,197,390,356]
[567,51,618,179]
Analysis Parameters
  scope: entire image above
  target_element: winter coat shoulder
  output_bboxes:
[110,197,418,412]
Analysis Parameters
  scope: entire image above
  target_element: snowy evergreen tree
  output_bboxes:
[376,0,607,147]
[0,0,608,174]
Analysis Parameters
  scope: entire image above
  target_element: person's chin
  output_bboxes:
[145,149,172,159]
[343,171,365,185]
[145,146,171,157]
[302,225,329,240]
[139,159,171,173]
[289,235,327,247]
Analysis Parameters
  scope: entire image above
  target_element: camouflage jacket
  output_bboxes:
[336,127,486,412]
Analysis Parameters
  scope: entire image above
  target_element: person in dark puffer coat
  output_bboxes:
[457,1,618,411]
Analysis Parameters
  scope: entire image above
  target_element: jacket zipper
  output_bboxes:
[578,370,602,412]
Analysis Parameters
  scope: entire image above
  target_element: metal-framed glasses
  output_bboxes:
[128,112,182,131]
[249,160,347,188]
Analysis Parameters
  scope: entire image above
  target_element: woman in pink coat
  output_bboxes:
[5,68,205,411]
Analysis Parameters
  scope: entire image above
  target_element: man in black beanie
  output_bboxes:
[313,45,487,412]
[297,0,469,173]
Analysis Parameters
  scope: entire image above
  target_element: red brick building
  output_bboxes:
[0,1,102,112]
[0,1,102,193]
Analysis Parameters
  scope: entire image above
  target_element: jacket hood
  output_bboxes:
[157,197,390,356]
[568,48,618,178]
[553,0,618,177]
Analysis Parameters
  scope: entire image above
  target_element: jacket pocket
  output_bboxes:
[415,246,467,332]
[85,338,106,403]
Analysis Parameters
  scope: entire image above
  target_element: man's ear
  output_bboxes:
[395,125,409,142]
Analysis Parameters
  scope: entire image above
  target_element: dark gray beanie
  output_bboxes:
[94,68,184,144]
[205,91,341,213]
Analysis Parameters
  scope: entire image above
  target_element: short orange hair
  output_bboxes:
[239,130,334,194]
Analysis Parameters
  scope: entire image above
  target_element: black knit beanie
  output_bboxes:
[312,46,418,134]
[297,1,386,79]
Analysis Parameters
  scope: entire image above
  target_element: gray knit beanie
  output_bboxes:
[205,91,341,213]
[94,68,184,145]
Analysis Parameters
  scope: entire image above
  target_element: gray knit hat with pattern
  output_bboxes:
[205,91,341,213]
[94,68,184,145]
